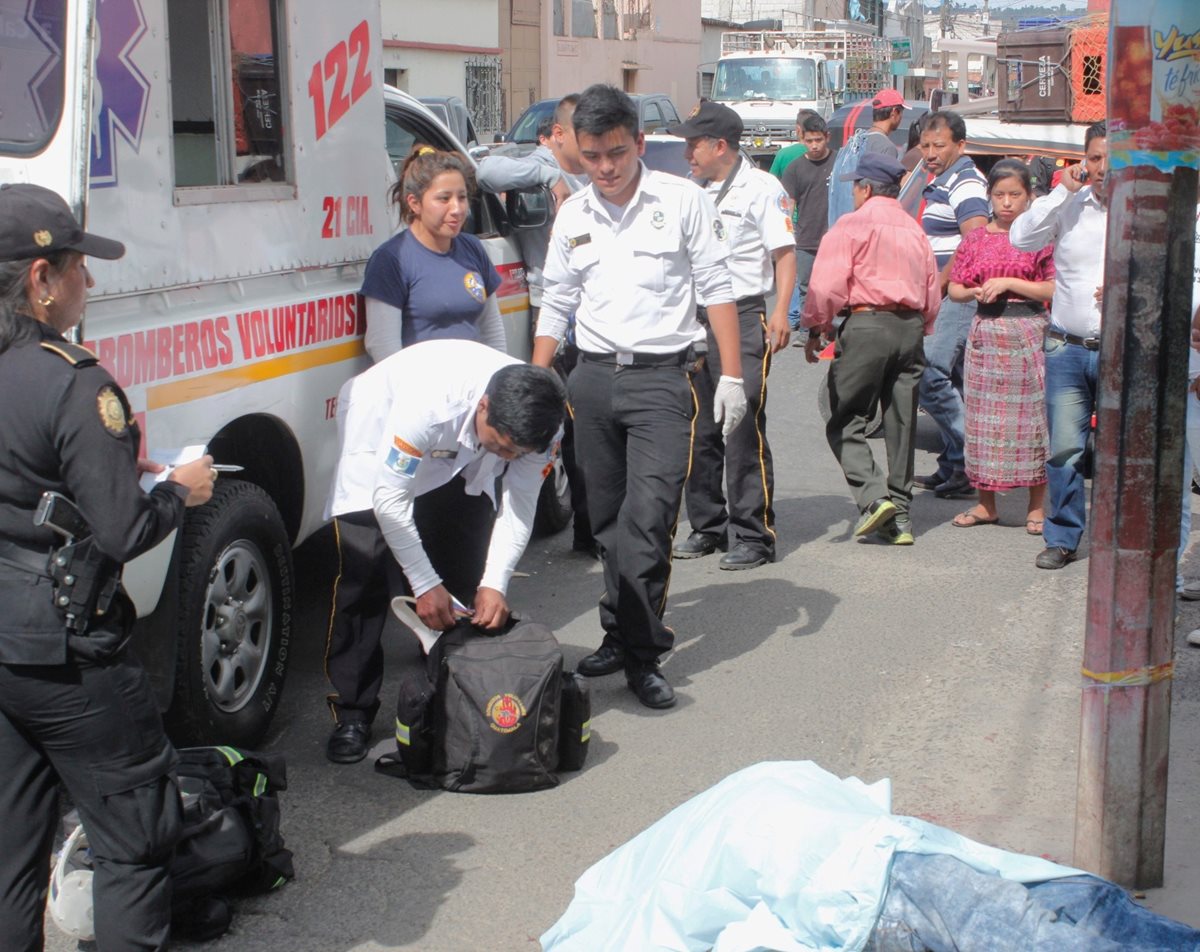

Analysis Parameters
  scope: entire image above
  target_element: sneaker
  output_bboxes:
[854,498,897,537]
[876,515,914,545]
[1179,579,1200,601]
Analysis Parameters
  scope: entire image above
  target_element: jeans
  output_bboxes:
[1043,335,1100,552]
[786,248,817,330]
[1176,381,1200,590]
[917,296,974,479]
[869,852,1200,951]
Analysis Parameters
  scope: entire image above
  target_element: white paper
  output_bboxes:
[138,444,208,493]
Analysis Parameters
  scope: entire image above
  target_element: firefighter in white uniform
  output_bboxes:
[532,85,748,710]
[670,101,796,569]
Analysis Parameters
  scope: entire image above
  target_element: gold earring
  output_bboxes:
[38,294,55,307]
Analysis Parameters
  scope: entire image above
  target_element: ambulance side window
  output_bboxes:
[168,0,290,200]
[0,0,67,156]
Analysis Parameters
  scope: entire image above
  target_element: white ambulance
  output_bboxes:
[0,0,550,745]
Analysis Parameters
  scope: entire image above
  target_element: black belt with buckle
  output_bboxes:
[1046,327,1100,350]
[579,350,688,368]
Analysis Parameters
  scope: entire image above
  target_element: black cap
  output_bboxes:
[0,183,125,263]
[668,101,743,143]
[838,152,906,186]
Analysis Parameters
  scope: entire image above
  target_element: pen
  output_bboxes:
[211,464,245,472]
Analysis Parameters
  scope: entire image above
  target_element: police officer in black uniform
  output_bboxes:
[0,184,215,951]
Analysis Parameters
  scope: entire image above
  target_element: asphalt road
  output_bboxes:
[49,345,1200,950]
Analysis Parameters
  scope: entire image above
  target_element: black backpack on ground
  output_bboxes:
[379,619,590,793]
[170,746,294,938]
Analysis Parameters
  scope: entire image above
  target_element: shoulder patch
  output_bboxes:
[97,385,129,435]
[40,341,99,368]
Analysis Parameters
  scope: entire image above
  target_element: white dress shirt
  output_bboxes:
[537,163,734,353]
[700,158,794,302]
[325,339,558,597]
[1009,182,1107,338]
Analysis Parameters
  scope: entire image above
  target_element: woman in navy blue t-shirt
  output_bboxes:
[362,145,504,361]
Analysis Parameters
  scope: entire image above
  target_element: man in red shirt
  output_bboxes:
[802,152,941,543]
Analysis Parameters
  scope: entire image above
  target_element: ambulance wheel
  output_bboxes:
[167,480,292,747]
[816,368,884,438]
[533,457,572,536]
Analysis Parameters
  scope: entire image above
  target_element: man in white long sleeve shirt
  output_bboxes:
[322,339,565,763]
[532,84,748,710]
[1010,120,1108,570]
[475,94,586,310]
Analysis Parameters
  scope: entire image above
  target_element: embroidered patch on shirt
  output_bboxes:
[713,219,727,242]
[464,271,485,303]
[97,385,128,436]
[777,194,791,215]
[386,435,422,477]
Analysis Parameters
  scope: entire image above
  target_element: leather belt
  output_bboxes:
[850,305,913,314]
[579,350,688,368]
[977,299,1046,318]
[0,538,51,577]
[1046,327,1100,350]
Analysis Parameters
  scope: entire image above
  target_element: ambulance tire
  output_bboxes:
[533,457,572,536]
[816,368,884,439]
[167,480,292,747]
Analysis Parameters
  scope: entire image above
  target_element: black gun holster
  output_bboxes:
[47,538,122,634]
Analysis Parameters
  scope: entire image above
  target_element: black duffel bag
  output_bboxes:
[379,619,590,793]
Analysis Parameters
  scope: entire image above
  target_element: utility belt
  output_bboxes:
[977,298,1047,319]
[696,294,767,327]
[1,502,121,635]
[1045,326,1101,351]
[579,349,689,368]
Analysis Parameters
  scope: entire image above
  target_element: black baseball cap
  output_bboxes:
[0,183,125,262]
[668,101,744,144]
[838,152,906,187]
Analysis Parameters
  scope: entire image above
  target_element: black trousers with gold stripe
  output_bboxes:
[324,476,494,724]
[568,354,694,665]
[685,298,776,559]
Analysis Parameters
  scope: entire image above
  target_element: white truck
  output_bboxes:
[0,0,547,746]
[710,28,892,160]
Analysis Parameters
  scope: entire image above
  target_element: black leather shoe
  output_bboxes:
[719,543,770,570]
[934,473,975,498]
[572,536,601,560]
[626,663,676,709]
[1036,546,1077,570]
[913,472,947,490]
[326,720,371,764]
[672,531,721,559]
[577,642,625,677]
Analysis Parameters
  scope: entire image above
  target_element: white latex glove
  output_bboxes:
[714,375,748,438]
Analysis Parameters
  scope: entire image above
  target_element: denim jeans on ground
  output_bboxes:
[786,248,817,330]
[917,296,974,479]
[869,852,1200,951]
[1043,335,1100,552]
[1176,383,1200,590]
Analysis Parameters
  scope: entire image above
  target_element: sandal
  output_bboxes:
[1025,519,1044,536]
[952,509,999,528]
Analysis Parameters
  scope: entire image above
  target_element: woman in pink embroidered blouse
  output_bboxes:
[947,159,1056,533]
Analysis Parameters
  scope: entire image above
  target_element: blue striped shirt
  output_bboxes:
[921,155,989,268]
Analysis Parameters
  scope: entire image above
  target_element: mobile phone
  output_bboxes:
[34,491,90,540]
[1078,167,1089,183]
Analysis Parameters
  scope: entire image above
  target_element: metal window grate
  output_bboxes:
[465,57,503,137]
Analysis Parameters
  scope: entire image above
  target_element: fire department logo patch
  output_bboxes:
[485,693,526,733]
[97,385,128,435]
[464,271,485,303]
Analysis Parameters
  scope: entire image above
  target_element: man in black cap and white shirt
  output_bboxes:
[669,100,796,570]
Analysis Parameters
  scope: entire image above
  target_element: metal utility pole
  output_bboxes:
[982,0,990,36]
[1074,1,1200,888]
